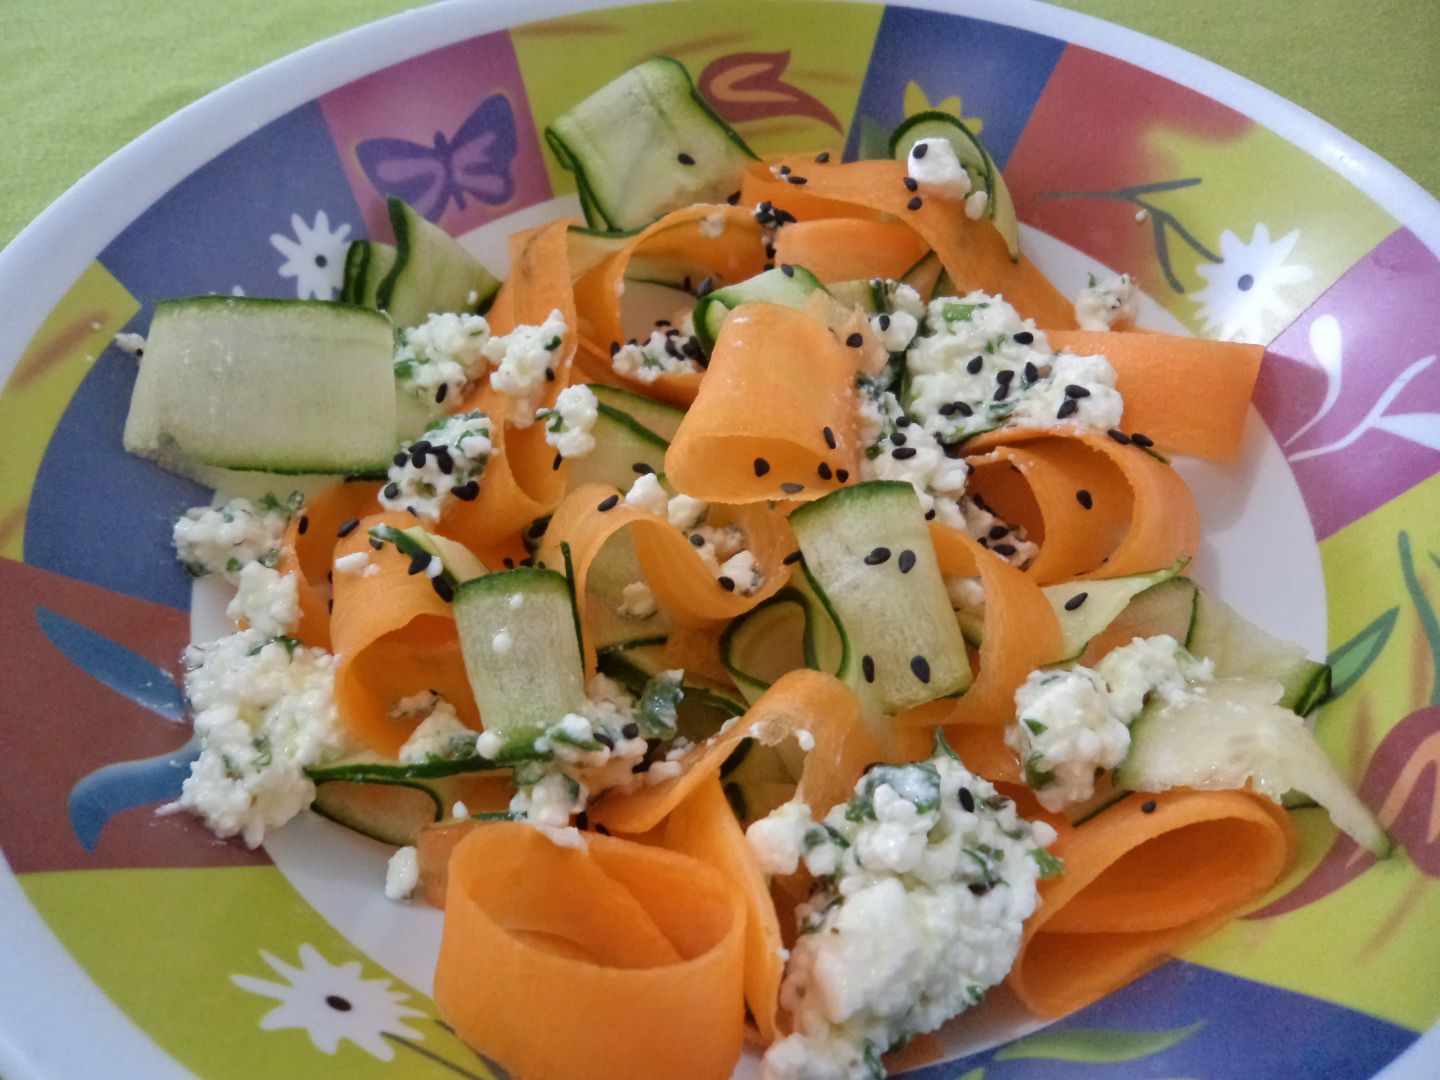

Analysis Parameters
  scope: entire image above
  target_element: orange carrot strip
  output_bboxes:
[771,218,929,284]
[1008,790,1295,1017]
[572,204,767,406]
[1047,330,1264,462]
[330,512,477,755]
[275,481,381,649]
[435,823,746,1080]
[664,776,785,1044]
[905,524,1063,732]
[962,428,1198,579]
[741,157,1075,328]
[665,303,860,503]
[592,670,886,834]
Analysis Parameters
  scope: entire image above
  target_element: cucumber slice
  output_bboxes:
[1042,560,1186,661]
[1076,576,1199,667]
[596,641,746,742]
[789,481,971,716]
[588,384,686,441]
[546,57,757,231]
[827,278,886,315]
[693,265,829,351]
[342,241,399,308]
[1187,589,1332,714]
[454,568,587,754]
[123,296,398,475]
[721,740,799,827]
[566,224,642,280]
[583,528,672,651]
[720,578,846,705]
[889,111,1019,260]
[311,780,441,846]
[565,403,670,491]
[376,198,500,325]
[1116,678,1390,856]
[369,523,488,591]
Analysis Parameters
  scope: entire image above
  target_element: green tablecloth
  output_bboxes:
[2,0,1435,251]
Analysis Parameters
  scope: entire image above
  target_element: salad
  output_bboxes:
[122,58,1387,1080]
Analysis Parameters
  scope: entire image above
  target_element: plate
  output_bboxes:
[1,1,1437,1077]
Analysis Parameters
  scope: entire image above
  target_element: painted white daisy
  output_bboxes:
[1189,224,1313,343]
[270,210,352,300]
[232,944,426,1060]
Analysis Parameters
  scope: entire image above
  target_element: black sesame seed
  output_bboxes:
[993,542,1017,557]
[1064,384,1091,399]
[552,452,563,471]
[1056,397,1079,420]
[912,142,929,159]
[924,508,936,520]
[1076,489,1093,510]
[1131,432,1155,448]
[435,383,448,404]
[383,482,400,500]
[632,462,655,476]
[689,533,705,547]
[864,547,891,566]
[781,482,805,494]
[996,368,1015,386]
[655,319,672,328]
[545,366,556,382]
[1064,591,1089,611]
[452,480,480,501]
[878,314,892,332]
[787,175,808,186]
[903,176,918,192]
[967,356,984,375]
[632,759,652,774]
[503,557,515,569]
[336,518,359,539]
[836,468,850,483]
[778,165,791,176]
[327,598,334,614]
[369,537,384,550]
[845,332,864,348]
[959,788,976,812]
[622,722,640,739]
[695,275,714,298]
[780,263,795,278]
[862,655,876,683]
[1013,331,1034,345]
[431,576,454,603]
[754,458,771,477]
[609,340,621,356]
[1142,799,1157,814]
[717,576,736,592]
[910,655,931,683]
[968,882,991,896]
[726,191,740,205]
[1023,361,1039,384]
[818,462,833,480]
[410,446,428,468]
[297,515,309,536]
[597,494,619,512]
[815,151,831,163]
[988,524,1009,540]
[906,195,923,211]
[993,383,1011,403]
[408,552,430,575]
[891,431,908,446]
[527,519,550,539]
[1107,428,1131,445]
[783,550,803,565]
[822,425,837,450]
[891,446,918,460]
[677,152,695,166]
[898,549,916,574]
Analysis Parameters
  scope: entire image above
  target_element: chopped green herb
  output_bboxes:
[1031,848,1064,878]
[1024,718,1048,735]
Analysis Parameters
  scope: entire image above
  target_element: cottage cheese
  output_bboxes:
[699,212,728,239]
[618,581,658,619]
[624,472,670,516]
[380,410,493,523]
[483,308,568,422]
[160,630,348,847]
[906,138,974,201]
[1074,273,1137,332]
[173,494,298,581]
[114,331,147,356]
[225,563,301,638]
[610,329,703,382]
[537,384,599,459]
[384,845,420,901]
[397,698,478,764]
[752,750,1058,1079]
[393,312,493,407]
[959,498,1038,570]
[1006,635,1215,811]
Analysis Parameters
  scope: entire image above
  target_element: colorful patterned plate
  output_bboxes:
[1,1,1436,1077]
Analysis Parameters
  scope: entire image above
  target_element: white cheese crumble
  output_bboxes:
[667,493,708,530]
[752,748,1058,1079]
[483,308,568,422]
[333,551,371,575]
[610,329,703,383]
[905,138,974,201]
[618,581,658,619]
[384,845,420,901]
[945,575,985,614]
[1074,273,1138,332]
[624,472,671,516]
[397,698,478,765]
[393,312,492,407]
[159,631,348,847]
[114,331,146,356]
[964,189,990,221]
[718,549,763,595]
[536,384,599,459]
[1007,634,1214,811]
[959,497,1038,569]
[173,493,298,581]
[452,801,470,819]
[225,563,301,638]
[699,211,728,238]
[380,410,493,523]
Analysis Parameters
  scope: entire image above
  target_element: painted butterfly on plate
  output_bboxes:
[356,93,518,223]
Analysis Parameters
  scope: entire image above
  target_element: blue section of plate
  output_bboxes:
[898,960,1418,1080]
[845,8,1066,165]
